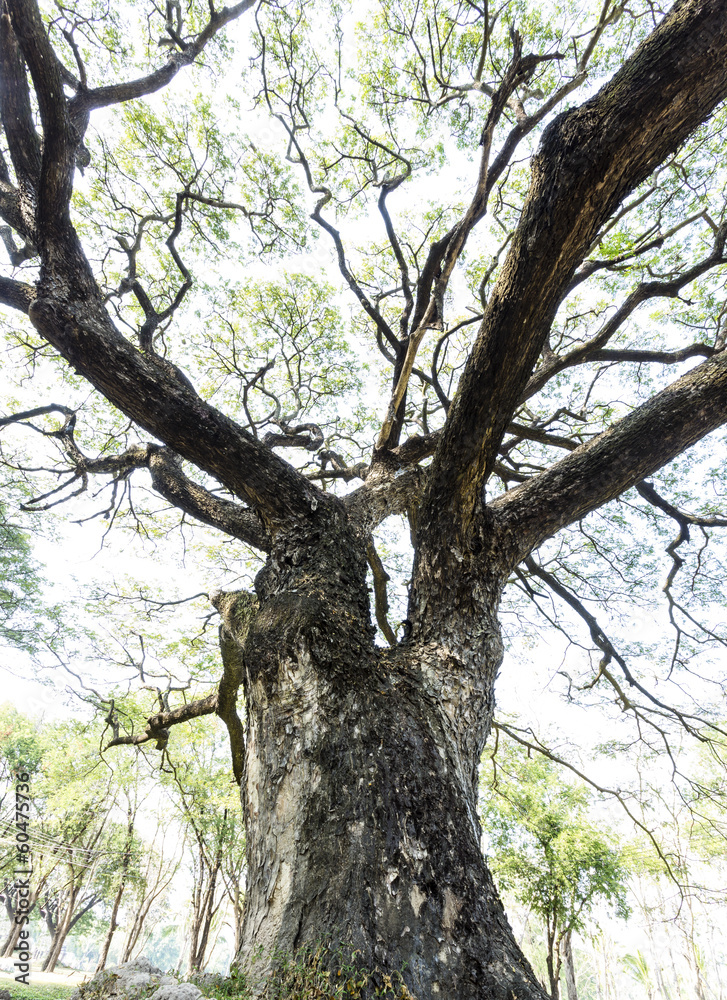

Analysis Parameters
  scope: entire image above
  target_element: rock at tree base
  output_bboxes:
[71,958,182,1000]
[150,986,203,1000]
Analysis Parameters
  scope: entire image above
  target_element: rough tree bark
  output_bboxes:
[2,0,727,997]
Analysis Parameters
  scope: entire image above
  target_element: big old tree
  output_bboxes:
[2,0,727,996]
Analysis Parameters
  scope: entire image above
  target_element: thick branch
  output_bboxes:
[0,9,42,194]
[376,34,537,451]
[421,0,727,541]
[148,448,270,552]
[216,625,247,786]
[0,275,35,313]
[7,0,75,237]
[68,1,255,119]
[212,591,257,784]
[345,464,427,534]
[3,3,298,534]
[366,541,397,647]
[491,349,727,566]
[105,693,218,750]
[26,295,321,529]
[0,412,271,548]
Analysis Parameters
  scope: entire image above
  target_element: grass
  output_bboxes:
[0,982,77,1000]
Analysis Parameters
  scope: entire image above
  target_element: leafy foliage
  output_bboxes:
[0,505,50,653]
[481,739,631,995]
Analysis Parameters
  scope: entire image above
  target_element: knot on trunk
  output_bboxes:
[211,589,258,645]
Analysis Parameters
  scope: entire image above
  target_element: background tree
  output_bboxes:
[0,703,50,957]
[481,739,630,1000]
[0,708,130,967]
[35,722,119,972]
[94,792,146,972]
[162,718,244,975]
[0,500,56,654]
[1,0,727,996]
[117,820,180,966]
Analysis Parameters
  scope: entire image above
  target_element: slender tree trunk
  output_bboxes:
[122,897,155,964]
[187,846,222,974]
[121,843,177,963]
[192,856,221,972]
[43,897,74,972]
[96,818,134,972]
[186,846,204,975]
[546,921,560,1000]
[43,887,98,972]
[41,898,58,965]
[562,932,578,1000]
[121,914,148,964]
[230,883,244,957]
[221,518,548,1000]
[96,878,126,972]
[1,883,45,956]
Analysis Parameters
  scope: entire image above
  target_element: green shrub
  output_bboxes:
[208,944,415,1000]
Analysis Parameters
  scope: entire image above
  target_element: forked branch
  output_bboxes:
[419,0,727,542]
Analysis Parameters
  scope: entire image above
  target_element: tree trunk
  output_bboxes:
[121,895,156,964]
[43,902,73,972]
[230,883,244,958]
[562,932,578,1000]
[1,882,45,957]
[96,877,126,972]
[546,921,560,1000]
[120,845,177,964]
[187,847,221,974]
[1,917,24,958]
[43,888,98,972]
[97,818,134,972]
[222,516,547,1000]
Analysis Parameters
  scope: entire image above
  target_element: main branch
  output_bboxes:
[421,0,727,543]
[492,349,727,565]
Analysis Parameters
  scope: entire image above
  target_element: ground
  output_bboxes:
[0,963,84,1000]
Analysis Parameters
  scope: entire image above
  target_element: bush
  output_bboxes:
[208,944,415,1000]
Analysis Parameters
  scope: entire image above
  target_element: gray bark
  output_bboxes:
[2,0,727,997]
[218,516,544,999]
[563,932,578,1000]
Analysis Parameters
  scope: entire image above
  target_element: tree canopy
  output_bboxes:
[1,0,727,995]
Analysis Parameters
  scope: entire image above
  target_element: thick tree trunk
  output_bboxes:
[222,515,547,1000]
